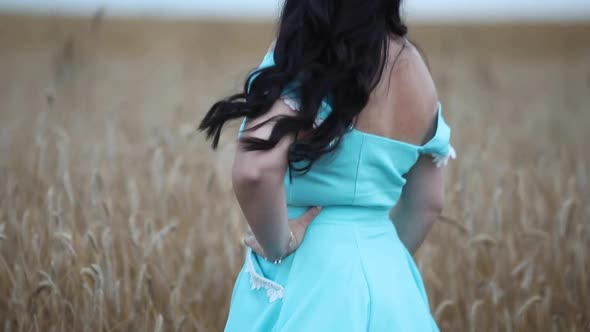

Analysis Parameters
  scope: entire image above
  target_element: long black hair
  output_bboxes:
[199,0,407,173]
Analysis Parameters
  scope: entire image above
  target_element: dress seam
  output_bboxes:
[352,230,372,331]
[351,135,365,205]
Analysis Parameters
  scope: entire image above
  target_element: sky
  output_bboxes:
[0,0,589,22]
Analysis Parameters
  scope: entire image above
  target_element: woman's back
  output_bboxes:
[240,38,453,210]
[355,38,439,148]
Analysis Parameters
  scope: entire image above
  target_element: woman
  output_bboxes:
[199,0,455,330]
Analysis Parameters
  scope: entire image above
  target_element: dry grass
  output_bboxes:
[0,15,589,331]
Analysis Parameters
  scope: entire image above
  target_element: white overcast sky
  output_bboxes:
[0,0,589,22]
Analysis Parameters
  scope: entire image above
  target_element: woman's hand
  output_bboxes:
[243,206,322,260]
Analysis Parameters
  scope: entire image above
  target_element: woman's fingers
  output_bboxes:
[244,206,322,259]
[295,206,322,228]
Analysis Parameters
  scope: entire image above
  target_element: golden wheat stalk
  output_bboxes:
[515,295,543,322]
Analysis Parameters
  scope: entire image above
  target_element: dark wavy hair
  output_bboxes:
[199,0,408,174]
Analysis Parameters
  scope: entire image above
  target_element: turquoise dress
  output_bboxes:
[226,51,455,332]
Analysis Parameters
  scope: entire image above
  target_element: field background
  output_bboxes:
[0,14,589,331]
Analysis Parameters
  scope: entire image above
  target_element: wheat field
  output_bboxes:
[0,15,589,331]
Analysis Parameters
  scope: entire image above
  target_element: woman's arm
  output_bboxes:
[232,100,299,260]
[383,41,447,255]
[389,156,446,254]
[235,42,321,260]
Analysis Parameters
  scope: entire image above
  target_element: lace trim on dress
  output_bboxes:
[431,145,457,168]
[281,96,300,113]
[280,95,325,128]
[246,252,285,303]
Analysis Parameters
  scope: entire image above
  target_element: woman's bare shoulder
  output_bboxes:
[382,38,440,145]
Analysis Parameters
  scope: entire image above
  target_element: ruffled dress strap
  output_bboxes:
[238,51,276,138]
[419,103,457,167]
[256,51,333,126]
[239,49,333,136]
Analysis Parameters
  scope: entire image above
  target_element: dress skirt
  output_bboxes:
[224,206,440,332]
